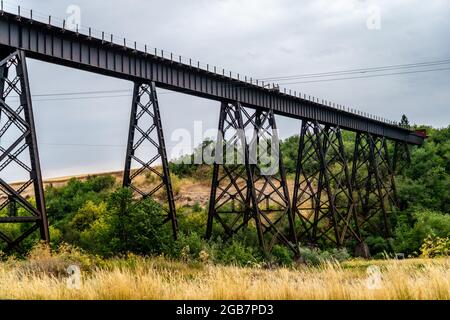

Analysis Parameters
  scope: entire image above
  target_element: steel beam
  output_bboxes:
[351,133,398,238]
[0,49,49,250]
[292,121,363,248]
[207,102,298,255]
[0,11,424,145]
[123,82,178,239]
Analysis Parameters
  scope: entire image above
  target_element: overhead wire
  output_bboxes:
[259,59,450,81]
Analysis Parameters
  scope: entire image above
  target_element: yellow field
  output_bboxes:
[0,253,448,300]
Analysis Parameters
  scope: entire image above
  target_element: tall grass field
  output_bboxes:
[0,247,448,300]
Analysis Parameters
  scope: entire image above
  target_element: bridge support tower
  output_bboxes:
[0,50,49,251]
[206,102,298,256]
[123,82,178,239]
[291,120,367,256]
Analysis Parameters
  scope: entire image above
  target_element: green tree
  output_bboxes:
[400,114,410,128]
[103,188,173,255]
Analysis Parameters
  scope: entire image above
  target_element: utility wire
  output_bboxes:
[259,59,450,81]
[0,58,446,102]
[5,89,175,102]
[277,67,450,85]
[0,58,448,102]
[1,64,447,102]
[1,59,447,128]
[38,142,193,148]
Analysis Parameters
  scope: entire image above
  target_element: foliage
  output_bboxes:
[299,247,350,266]
[169,231,213,261]
[45,175,115,222]
[420,236,449,258]
[271,245,294,266]
[1,123,449,266]
[365,235,391,256]
[169,139,214,179]
[216,239,262,266]
[400,114,410,128]
[396,127,450,213]
[394,210,450,255]
[83,188,174,256]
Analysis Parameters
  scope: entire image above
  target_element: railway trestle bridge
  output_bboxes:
[0,8,425,256]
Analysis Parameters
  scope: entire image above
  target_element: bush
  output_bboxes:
[299,247,350,266]
[45,175,115,221]
[271,245,294,266]
[16,242,101,277]
[169,232,214,262]
[80,188,174,256]
[70,201,108,233]
[217,240,262,266]
[192,202,202,213]
[177,209,208,236]
[420,235,450,258]
[394,210,450,255]
[365,236,391,255]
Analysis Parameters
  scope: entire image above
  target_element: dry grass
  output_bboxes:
[0,255,448,300]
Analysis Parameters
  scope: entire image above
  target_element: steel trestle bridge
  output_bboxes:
[0,8,425,256]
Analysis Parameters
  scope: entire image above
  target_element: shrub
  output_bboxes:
[299,247,350,266]
[271,245,294,266]
[178,209,208,235]
[192,202,202,213]
[45,175,115,221]
[70,201,107,232]
[394,210,450,255]
[420,235,450,258]
[217,240,262,266]
[80,188,174,256]
[170,232,211,261]
[17,242,100,277]
[365,236,391,255]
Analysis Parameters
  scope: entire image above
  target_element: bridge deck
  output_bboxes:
[0,11,424,145]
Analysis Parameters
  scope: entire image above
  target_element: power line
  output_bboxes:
[0,58,447,103]
[0,64,446,103]
[38,142,193,148]
[30,94,132,102]
[277,67,450,85]
[259,58,450,81]
[29,89,174,97]
[32,89,131,97]
[5,89,176,102]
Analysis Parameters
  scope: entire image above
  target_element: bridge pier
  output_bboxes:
[123,82,178,239]
[0,50,49,250]
[206,102,298,256]
[292,120,364,252]
[351,133,398,240]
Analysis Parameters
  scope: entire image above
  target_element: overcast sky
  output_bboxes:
[2,0,449,180]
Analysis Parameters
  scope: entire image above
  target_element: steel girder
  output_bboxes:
[351,132,398,238]
[123,82,178,238]
[206,102,298,255]
[0,49,49,250]
[292,120,363,247]
[0,12,425,146]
